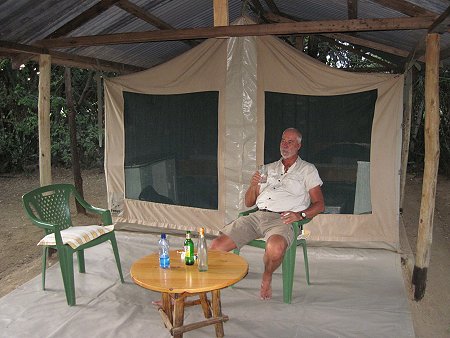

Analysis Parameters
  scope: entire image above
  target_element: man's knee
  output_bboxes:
[265,236,288,260]
[210,234,237,251]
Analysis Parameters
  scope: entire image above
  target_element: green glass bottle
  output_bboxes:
[184,231,195,265]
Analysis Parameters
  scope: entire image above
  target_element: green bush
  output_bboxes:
[0,59,106,173]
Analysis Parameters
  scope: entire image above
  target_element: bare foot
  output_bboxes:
[151,299,163,308]
[152,298,174,308]
[260,278,272,300]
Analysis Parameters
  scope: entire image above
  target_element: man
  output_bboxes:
[210,128,324,300]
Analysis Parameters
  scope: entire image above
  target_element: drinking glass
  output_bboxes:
[258,164,267,183]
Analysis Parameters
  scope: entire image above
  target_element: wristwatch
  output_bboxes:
[300,211,307,219]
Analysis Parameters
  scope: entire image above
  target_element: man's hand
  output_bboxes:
[245,171,261,207]
[250,171,262,186]
[280,211,302,224]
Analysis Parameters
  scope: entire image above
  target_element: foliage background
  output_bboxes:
[0,59,104,172]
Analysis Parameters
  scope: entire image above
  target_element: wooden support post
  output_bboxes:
[95,72,103,147]
[65,67,85,213]
[412,33,440,301]
[213,0,228,27]
[295,35,305,51]
[400,68,413,211]
[38,54,52,186]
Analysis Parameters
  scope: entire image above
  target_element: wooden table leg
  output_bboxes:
[211,290,224,338]
[199,292,212,318]
[162,292,173,324]
[173,294,185,338]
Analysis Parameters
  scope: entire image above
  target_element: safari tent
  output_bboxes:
[104,17,404,250]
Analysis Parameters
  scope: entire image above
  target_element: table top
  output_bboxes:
[131,250,248,294]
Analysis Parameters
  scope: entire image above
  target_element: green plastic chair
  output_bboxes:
[22,183,124,306]
[234,208,311,304]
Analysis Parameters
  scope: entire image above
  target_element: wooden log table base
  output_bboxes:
[131,250,248,338]
[158,290,229,337]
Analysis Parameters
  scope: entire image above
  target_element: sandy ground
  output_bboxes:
[0,168,449,337]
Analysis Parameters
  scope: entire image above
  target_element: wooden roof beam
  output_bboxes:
[348,0,358,19]
[116,0,173,30]
[370,0,437,17]
[0,40,144,74]
[37,16,436,48]
[428,5,450,34]
[46,0,120,39]
[265,12,421,61]
[250,0,265,17]
[404,6,450,71]
[264,0,281,15]
[116,0,198,46]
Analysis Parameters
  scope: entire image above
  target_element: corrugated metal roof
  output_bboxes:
[0,0,448,71]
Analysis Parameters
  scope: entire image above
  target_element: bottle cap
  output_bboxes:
[161,233,166,239]
[199,228,205,236]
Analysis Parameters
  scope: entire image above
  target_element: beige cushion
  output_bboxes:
[297,229,311,240]
[38,225,115,249]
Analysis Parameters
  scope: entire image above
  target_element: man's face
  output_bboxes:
[280,130,301,159]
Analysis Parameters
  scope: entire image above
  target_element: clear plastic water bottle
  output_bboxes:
[159,233,170,269]
[197,227,208,272]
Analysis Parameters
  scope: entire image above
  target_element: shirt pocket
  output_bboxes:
[281,173,306,196]
[266,172,281,186]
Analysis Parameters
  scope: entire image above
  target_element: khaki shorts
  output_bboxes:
[221,211,294,249]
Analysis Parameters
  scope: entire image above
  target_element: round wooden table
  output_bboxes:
[131,250,248,338]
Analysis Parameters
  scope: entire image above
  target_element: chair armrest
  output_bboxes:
[238,207,259,217]
[28,217,56,231]
[292,218,311,237]
[73,189,113,225]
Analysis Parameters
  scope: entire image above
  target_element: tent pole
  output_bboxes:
[38,54,52,186]
[412,33,440,301]
[400,68,413,211]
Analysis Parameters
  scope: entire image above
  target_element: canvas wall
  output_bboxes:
[104,19,403,250]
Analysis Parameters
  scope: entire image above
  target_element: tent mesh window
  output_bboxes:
[123,91,219,210]
[264,90,377,214]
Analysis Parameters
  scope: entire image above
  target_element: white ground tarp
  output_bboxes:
[104,17,403,250]
[0,231,414,337]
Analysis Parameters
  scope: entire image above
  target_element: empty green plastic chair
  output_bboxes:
[22,183,124,306]
[234,208,310,304]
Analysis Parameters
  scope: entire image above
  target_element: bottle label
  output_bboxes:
[160,256,170,268]
[184,245,191,257]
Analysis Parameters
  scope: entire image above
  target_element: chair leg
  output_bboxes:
[77,250,85,273]
[59,247,76,306]
[110,233,124,283]
[282,243,296,304]
[42,247,48,290]
[299,240,310,285]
